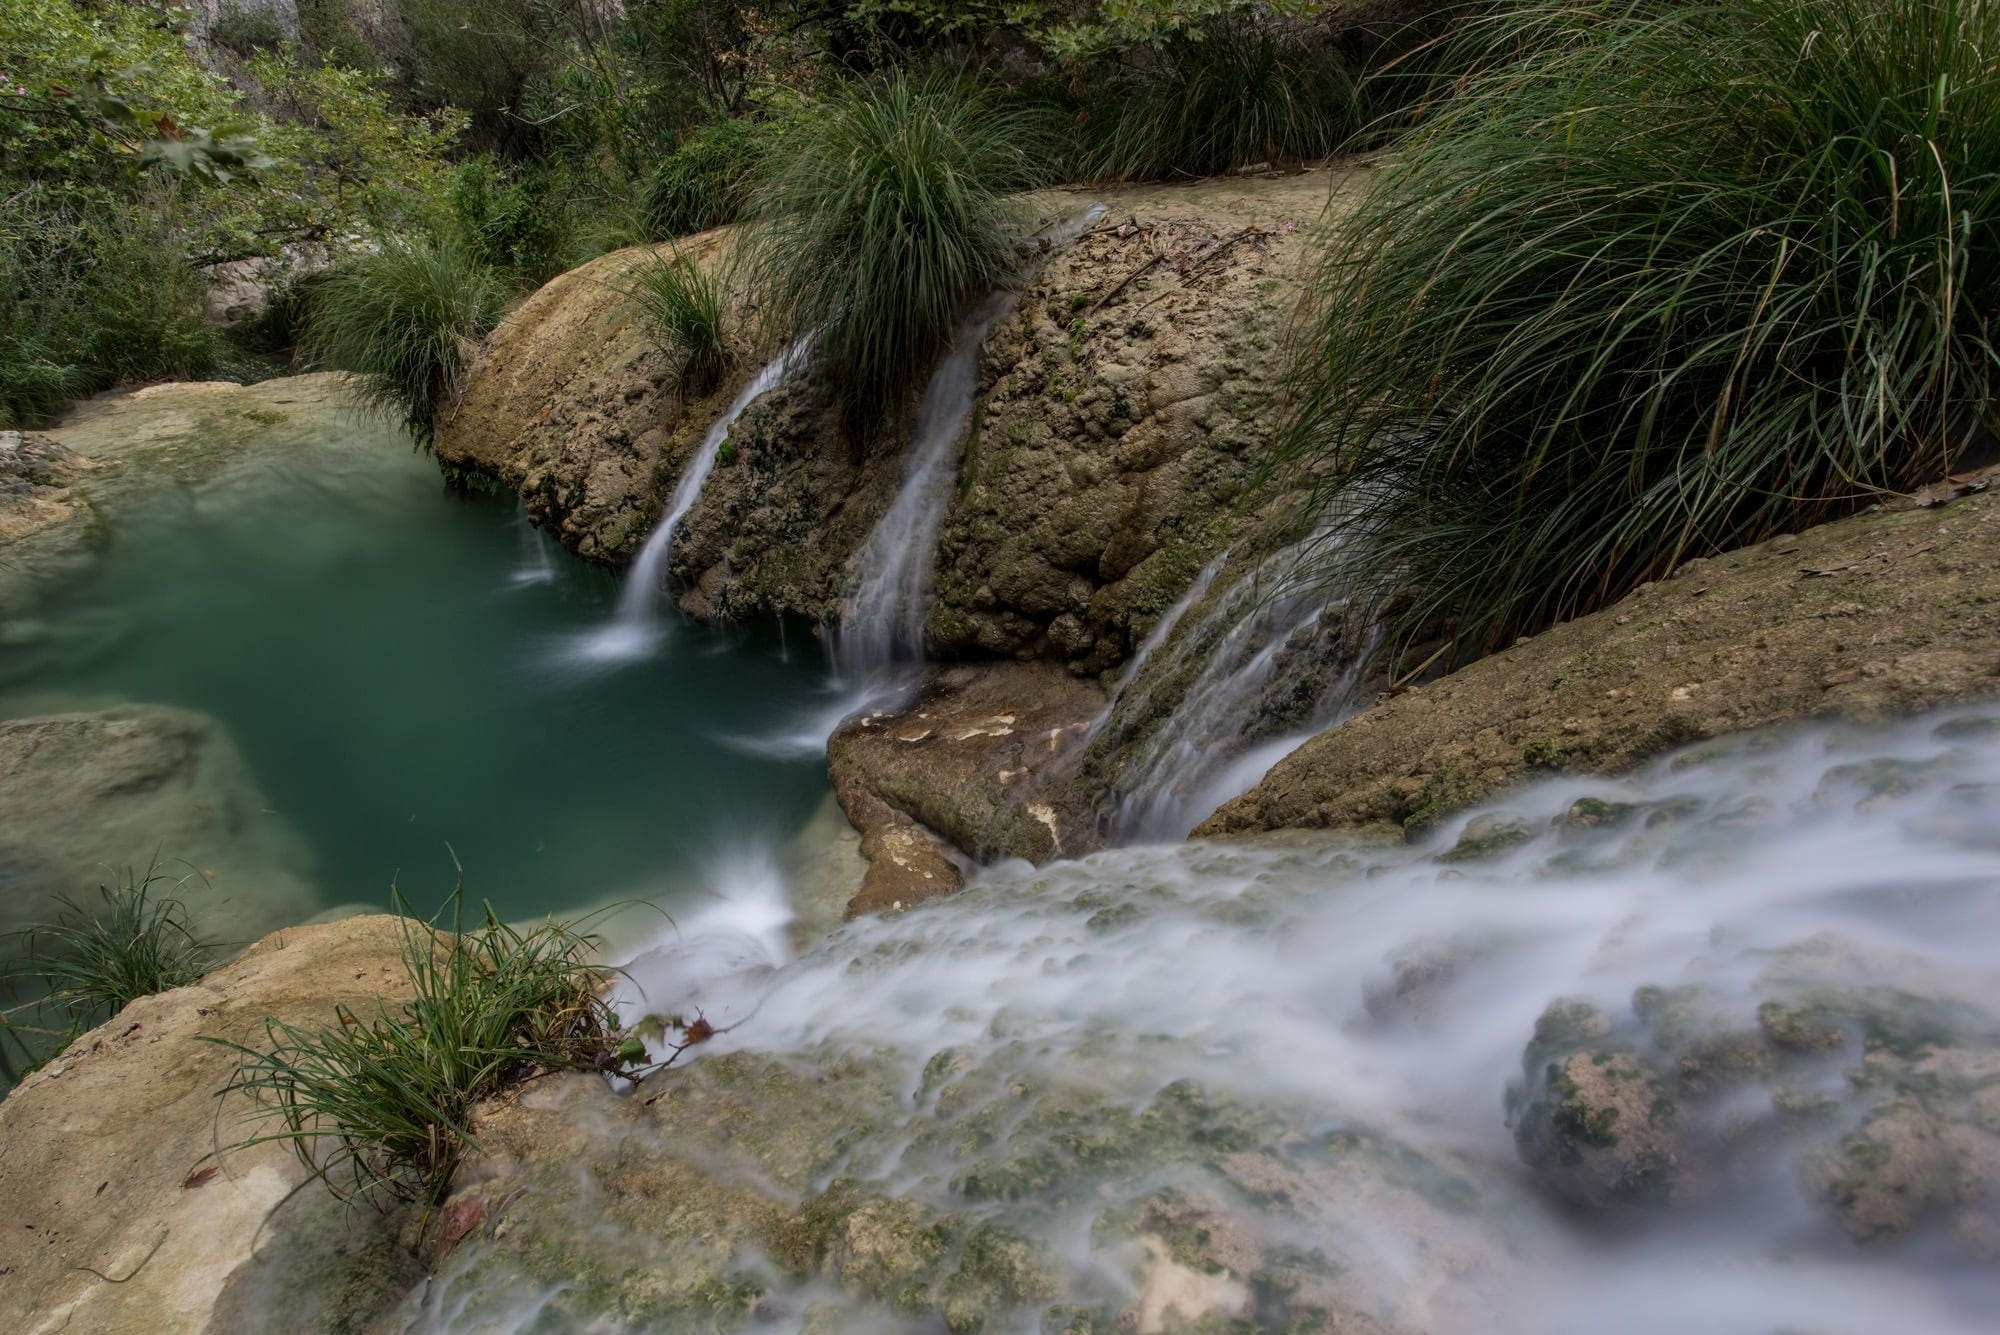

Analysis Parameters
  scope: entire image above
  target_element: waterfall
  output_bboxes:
[835,291,1014,686]
[579,336,813,662]
[410,705,2000,1334]
[1089,534,1373,841]
[506,505,557,587]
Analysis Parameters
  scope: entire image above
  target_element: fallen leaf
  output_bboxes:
[181,1166,218,1190]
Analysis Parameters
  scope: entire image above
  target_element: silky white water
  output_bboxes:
[1090,534,1373,840]
[419,705,2000,1333]
[583,336,814,662]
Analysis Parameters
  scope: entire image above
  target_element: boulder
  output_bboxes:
[0,916,419,1335]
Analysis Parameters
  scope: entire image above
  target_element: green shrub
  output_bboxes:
[449,156,579,284]
[5,862,215,1035]
[0,190,219,428]
[1280,0,2000,664]
[211,891,630,1205]
[641,118,759,240]
[622,248,732,392]
[304,235,506,447]
[1080,14,1358,180]
[748,72,1047,429]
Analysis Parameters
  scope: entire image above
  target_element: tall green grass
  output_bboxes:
[747,72,1047,431]
[1082,15,1359,180]
[1280,0,2000,663]
[304,236,506,448]
[6,862,214,1031]
[621,248,732,392]
[212,890,628,1205]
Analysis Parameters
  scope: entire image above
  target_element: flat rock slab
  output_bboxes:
[829,661,1105,916]
[1201,489,2000,838]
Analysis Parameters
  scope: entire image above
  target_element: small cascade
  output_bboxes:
[1081,552,1225,742]
[1089,534,1374,841]
[579,336,813,662]
[506,505,558,587]
[834,291,1015,688]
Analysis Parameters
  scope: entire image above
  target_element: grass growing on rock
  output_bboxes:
[747,71,1047,433]
[643,119,758,240]
[212,890,638,1206]
[304,235,506,449]
[622,248,732,392]
[1280,0,2000,664]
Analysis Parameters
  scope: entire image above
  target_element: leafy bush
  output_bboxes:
[449,156,580,284]
[1280,0,2000,664]
[1080,13,1359,180]
[748,72,1047,429]
[304,235,506,446]
[641,118,759,240]
[622,248,732,391]
[212,891,631,1205]
[5,862,215,1034]
[0,189,220,428]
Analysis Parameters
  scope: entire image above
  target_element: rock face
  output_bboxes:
[827,663,1105,915]
[0,706,322,951]
[0,916,418,1335]
[1201,488,2000,839]
[436,172,1350,666]
[1507,937,2000,1253]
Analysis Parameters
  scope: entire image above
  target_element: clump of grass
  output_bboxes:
[7,862,216,1032]
[748,71,1047,432]
[1280,0,2000,665]
[621,248,732,392]
[304,235,506,448]
[211,890,637,1206]
[642,119,758,240]
[1082,15,1358,180]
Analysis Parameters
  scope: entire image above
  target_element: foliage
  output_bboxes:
[211,889,634,1206]
[304,234,505,447]
[1078,11,1358,180]
[1280,0,2000,664]
[641,117,758,239]
[748,71,1047,429]
[4,861,215,1036]
[622,247,733,390]
[212,5,288,56]
[0,186,221,428]
[449,155,582,283]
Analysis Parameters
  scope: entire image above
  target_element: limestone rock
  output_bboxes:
[827,662,1104,915]
[0,917,418,1335]
[0,705,323,951]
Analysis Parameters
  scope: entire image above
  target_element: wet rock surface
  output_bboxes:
[437,172,1348,673]
[1203,489,2000,839]
[827,662,1104,915]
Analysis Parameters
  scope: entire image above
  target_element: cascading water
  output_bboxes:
[408,705,2000,1333]
[577,336,813,662]
[1087,533,1373,840]
[835,292,1016,688]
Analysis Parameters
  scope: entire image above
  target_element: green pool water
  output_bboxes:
[0,412,839,925]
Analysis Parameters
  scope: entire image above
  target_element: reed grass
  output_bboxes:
[5,861,214,1032]
[621,248,732,392]
[1280,0,2000,663]
[304,235,506,449]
